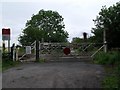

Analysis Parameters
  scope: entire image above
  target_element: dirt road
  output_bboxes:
[2,62,105,88]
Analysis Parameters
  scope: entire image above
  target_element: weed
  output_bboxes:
[93,51,120,88]
[102,76,118,88]
[38,58,46,63]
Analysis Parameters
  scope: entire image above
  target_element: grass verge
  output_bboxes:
[2,60,21,71]
[93,51,120,88]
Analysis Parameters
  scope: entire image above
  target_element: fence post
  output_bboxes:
[103,29,107,53]
[104,41,107,53]
[36,40,39,62]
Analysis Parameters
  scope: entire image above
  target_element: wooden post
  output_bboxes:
[12,43,15,61]
[3,41,5,53]
[103,29,107,53]
[8,40,10,53]
[36,40,39,62]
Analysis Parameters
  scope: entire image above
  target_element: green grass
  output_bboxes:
[102,76,118,88]
[38,58,46,63]
[93,51,120,88]
[93,51,120,65]
[2,60,21,71]
[2,53,21,71]
[102,65,120,88]
[2,54,21,71]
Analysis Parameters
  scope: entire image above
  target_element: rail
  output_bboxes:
[91,45,104,57]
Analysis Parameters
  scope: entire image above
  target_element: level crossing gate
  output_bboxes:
[38,42,103,62]
[18,41,104,62]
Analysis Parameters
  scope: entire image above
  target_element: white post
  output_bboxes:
[13,45,16,61]
[16,48,19,61]
[26,46,31,54]
[103,29,107,53]
[8,40,10,53]
[3,40,5,53]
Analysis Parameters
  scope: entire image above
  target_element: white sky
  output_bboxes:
[0,0,119,46]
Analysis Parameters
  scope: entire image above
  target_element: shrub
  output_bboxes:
[93,51,120,65]
[2,53,11,61]
[93,52,109,64]
[2,53,21,71]
[94,51,120,88]
[2,59,21,71]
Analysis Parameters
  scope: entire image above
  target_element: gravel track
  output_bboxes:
[2,61,105,88]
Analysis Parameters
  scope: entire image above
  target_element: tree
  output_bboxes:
[19,9,69,46]
[92,2,120,48]
[71,37,82,43]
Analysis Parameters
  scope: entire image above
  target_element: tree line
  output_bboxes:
[19,2,120,49]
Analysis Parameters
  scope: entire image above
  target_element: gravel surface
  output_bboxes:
[2,62,105,88]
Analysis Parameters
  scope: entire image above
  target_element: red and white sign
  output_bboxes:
[2,28,10,40]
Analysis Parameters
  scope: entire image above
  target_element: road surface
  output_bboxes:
[2,61,105,88]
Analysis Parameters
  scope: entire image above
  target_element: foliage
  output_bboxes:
[93,51,120,88]
[71,37,93,44]
[2,53,21,71]
[92,2,120,48]
[2,60,20,71]
[19,9,69,46]
[102,65,120,88]
[2,53,11,60]
[102,76,118,88]
[38,58,46,63]
[71,37,83,43]
[93,51,120,65]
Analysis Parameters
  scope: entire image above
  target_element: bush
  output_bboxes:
[94,51,120,88]
[2,53,21,71]
[2,53,11,61]
[93,52,109,64]
[93,51,120,65]
[2,60,21,71]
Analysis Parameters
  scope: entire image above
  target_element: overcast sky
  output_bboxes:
[0,0,119,46]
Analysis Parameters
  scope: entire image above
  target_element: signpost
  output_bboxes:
[2,28,11,53]
[26,46,31,54]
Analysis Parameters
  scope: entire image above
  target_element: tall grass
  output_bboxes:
[2,53,21,71]
[93,51,120,65]
[93,51,120,88]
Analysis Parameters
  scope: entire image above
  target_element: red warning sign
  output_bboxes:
[2,28,11,40]
[2,28,10,35]
[63,47,70,55]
